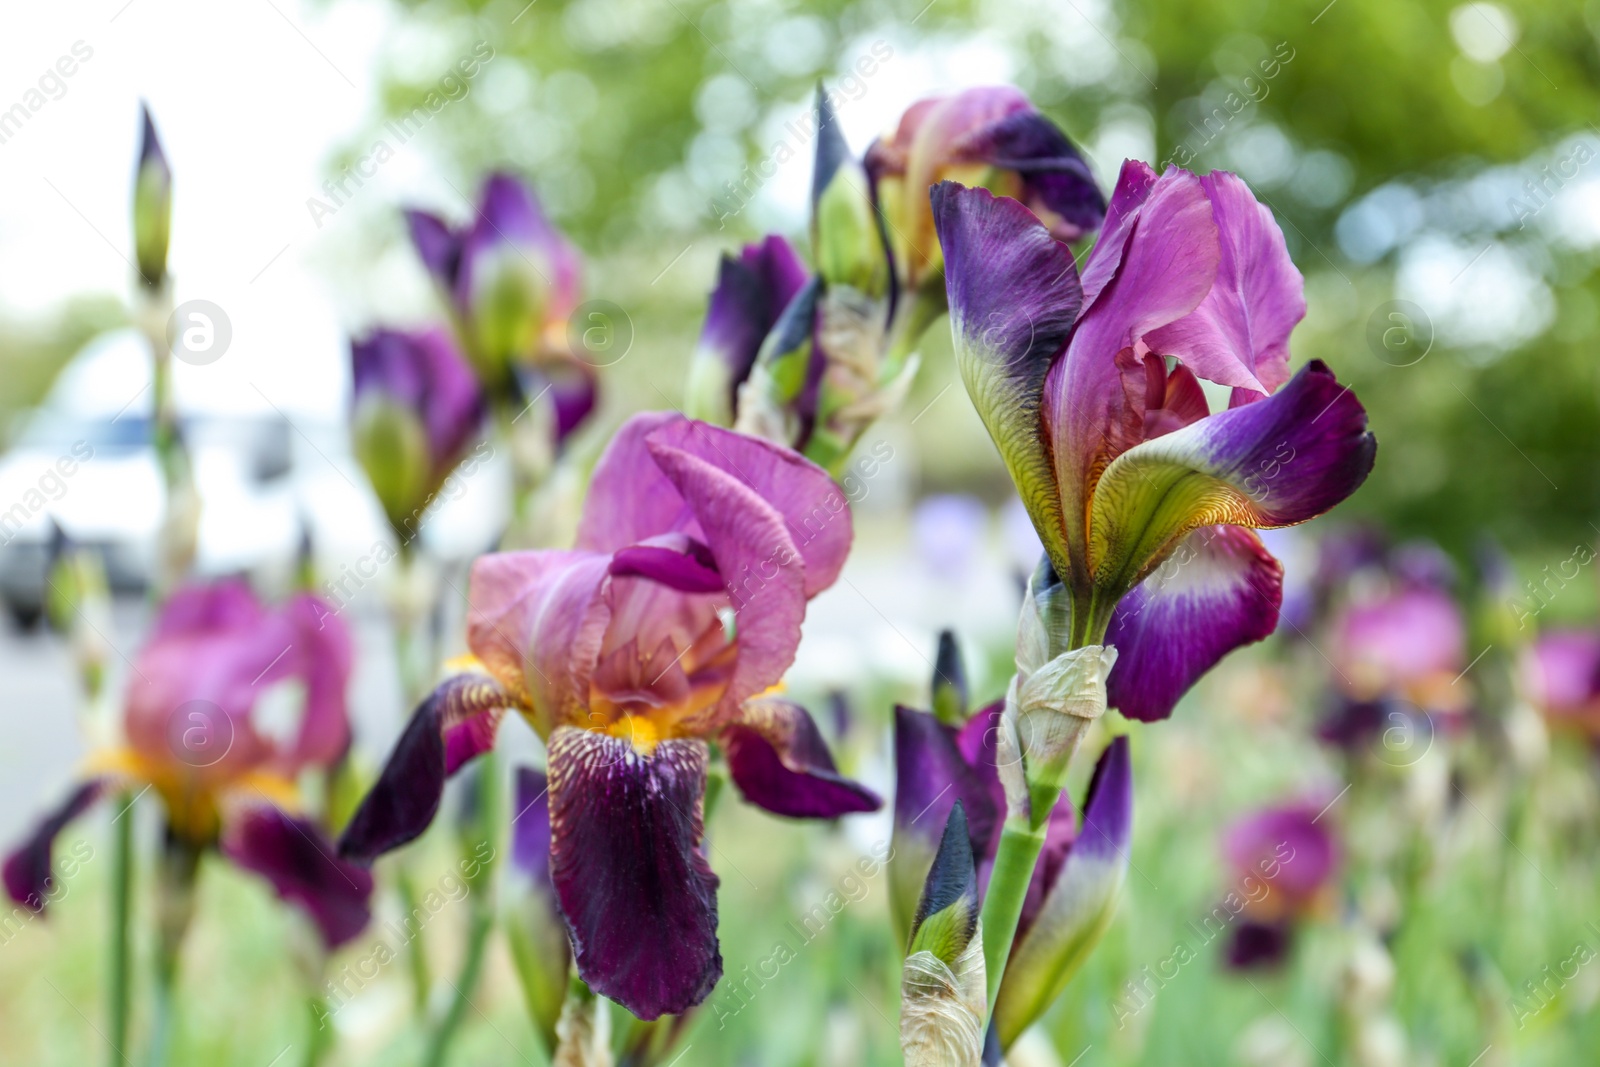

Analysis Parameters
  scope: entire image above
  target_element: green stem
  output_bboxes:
[979,816,1048,1012]
[420,906,494,1067]
[108,791,135,1067]
[143,973,177,1067]
[397,870,433,1012]
[302,994,334,1067]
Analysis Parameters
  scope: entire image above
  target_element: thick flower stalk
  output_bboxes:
[338,412,880,1020]
[721,86,1105,473]
[1219,801,1340,969]
[406,172,594,440]
[350,325,487,544]
[932,161,1374,1009]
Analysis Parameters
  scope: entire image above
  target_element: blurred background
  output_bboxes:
[3,0,1600,1064]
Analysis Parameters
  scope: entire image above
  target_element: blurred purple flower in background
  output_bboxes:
[1220,800,1340,970]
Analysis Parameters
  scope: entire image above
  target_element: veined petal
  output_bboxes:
[1087,360,1375,598]
[1145,172,1304,396]
[1104,526,1283,722]
[337,674,513,864]
[3,780,105,911]
[719,696,881,819]
[645,434,807,720]
[1047,168,1222,583]
[223,806,374,949]
[646,417,853,596]
[931,181,1080,578]
[547,727,721,1020]
[995,736,1131,1049]
[577,412,694,553]
[467,550,611,729]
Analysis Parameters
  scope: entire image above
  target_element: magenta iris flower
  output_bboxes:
[1523,631,1600,740]
[3,580,372,948]
[406,172,593,438]
[932,163,1377,721]
[338,412,880,1019]
[1220,801,1339,969]
[892,703,1131,1047]
[350,325,486,535]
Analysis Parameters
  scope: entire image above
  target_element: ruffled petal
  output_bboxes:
[644,432,810,720]
[3,780,105,911]
[1104,526,1284,722]
[719,696,881,818]
[223,806,374,949]
[547,727,721,1020]
[1145,172,1304,396]
[931,182,1081,577]
[646,417,853,597]
[337,674,513,864]
[1087,360,1375,598]
[576,412,695,553]
[466,550,612,730]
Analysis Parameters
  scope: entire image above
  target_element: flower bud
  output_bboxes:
[133,104,172,290]
[900,802,985,1067]
[931,630,970,726]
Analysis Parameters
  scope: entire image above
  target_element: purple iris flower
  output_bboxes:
[350,325,486,537]
[3,580,372,949]
[932,163,1377,722]
[866,86,1106,294]
[1523,631,1600,740]
[338,412,880,1020]
[1220,800,1340,969]
[892,703,1131,1049]
[405,172,593,438]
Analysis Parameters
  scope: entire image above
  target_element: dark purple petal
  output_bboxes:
[1225,921,1291,970]
[719,697,881,819]
[931,181,1081,577]
[338,674,512,864]
[223,807,374,949]
[1105,526,1284,722]
[609,539,723,594]
[547,727,721,1021]
[690,235,810,422]
[957,106,1105,241]
[350,326,485,476]
[3,780,105,911]
[405,208,464,291]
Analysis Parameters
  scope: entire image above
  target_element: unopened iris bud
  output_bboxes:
[812,89,889,298]
[900,801,985,1067]
[931,630,969,726]
[133,104,172,290]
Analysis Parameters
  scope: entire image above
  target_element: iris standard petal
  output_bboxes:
[466,550,612,728]
[646,417,853,596]
[1046,167,1221,578]
[223,806,374,949]
[995,736,1132,1049]
[577,411,695,554]
[338,674,513,864]
[547,726,721,1021]
[931,181,1081,578]
[718,696,881,818]
[3,779,105,911]
[1145,172,1304,397]
[1086,360,1375,599]
[1104,526,1283,722]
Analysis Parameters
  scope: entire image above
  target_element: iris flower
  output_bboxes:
[338,412,880,1019]
[3,580,372,949]
[865,86,1105,297]
[1220,801,1339,969]
[350,325,486,539]
[893,702,1131,1049]
[1523,631,1600,741]
[406,172,594,439]
[932,163,1377,721]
